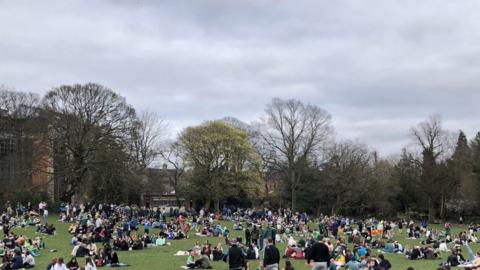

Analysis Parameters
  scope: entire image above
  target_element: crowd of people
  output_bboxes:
[1,201,52,270]
[3,201,480,270]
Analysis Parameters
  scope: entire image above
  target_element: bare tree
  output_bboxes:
[129,110,167,172]
[0,85,40,118]
[411,115,452,220]
[42,83,136,201]
[261,98,333,211]
[160,140,185,207]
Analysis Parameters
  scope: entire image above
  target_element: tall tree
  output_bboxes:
[447,131,474,214]
[42,83,136,201]
[160,141,185,207]
[411,115,451,220]
[180,121,263,210]
[318,141,372,215]
[261,98,333,211]
[390,149,422,213]
[128,110,167,172]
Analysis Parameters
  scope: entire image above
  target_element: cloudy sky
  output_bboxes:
[1,0,480,156]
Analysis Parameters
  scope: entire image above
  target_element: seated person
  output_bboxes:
[109,250,120,266]
[186,250,196,269]
[233,223,243,231]
[447,250,465,266]
[193,252,212,269]
[284,245,295,258]
[212,243,224,261]
[23,251,36,268]
[66,256,79,270]
[155,235,166,246]
[406,246,423,260]
[291,246,304,259]
[11,249,24,270]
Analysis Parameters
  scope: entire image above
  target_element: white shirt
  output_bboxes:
[23,254,35,265]
[51,263,68,270]
[85,262,97,270]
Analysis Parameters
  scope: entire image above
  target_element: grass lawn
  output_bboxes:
[3,216,479,270]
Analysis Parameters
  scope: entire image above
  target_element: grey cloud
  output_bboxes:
[1,0,480,156]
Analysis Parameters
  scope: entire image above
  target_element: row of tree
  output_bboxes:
[1,83,479,220]
[0,84,164,204]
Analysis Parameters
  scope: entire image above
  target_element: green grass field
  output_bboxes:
[3,216,479,270]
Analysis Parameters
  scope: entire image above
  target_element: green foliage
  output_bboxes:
[179,121,263,210]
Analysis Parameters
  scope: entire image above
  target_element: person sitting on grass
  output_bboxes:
[24,238,40,257]
[85,257,97,270]
[446,249,466,267]
[22,251,35,268]
[201,241,212,259]
[66,257,80,270]
[51,257,69,270]
[377,254,391,270]
[406,246,422,260]
[186,250,196,269]
[155,235,166,246]
[10,249,23,270]
[212,243,224,261]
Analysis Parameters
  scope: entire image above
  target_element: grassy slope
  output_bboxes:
[3,217,479,270]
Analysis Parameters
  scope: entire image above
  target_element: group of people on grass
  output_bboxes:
[1,201,53,270]
[177,207,480,270]
[5,201,480,270]
[46,256,101,270]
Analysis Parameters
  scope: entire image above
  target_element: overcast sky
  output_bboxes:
[1,0,480,156]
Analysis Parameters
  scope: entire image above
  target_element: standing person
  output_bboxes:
[251,225,259,246]
[263,238,280,270]
[43,208,49,224]
[305,239,330,270]
[38,201,45,216]
[245,225,251,246]
[144,219,150,235]
[224,240,245,270]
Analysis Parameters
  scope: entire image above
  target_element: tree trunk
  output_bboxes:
[290,170,297,212]
[428,198,436,221]
[214,198,220,212]
[204,195,211,210]
[291,187,297,212]
[316,201,322,217]
[439,195,446,221]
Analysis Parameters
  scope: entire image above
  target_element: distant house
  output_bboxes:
[0,112,54,201]
[142,165,184,208]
